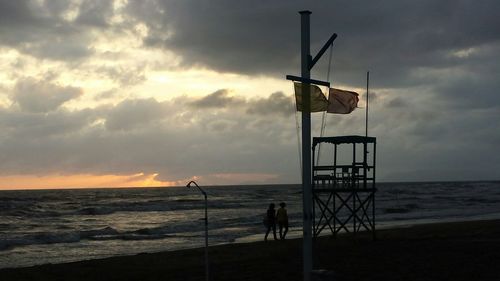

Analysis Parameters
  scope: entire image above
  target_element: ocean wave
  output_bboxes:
[174,199,202,203]
[0,231,81,251]
[383,204,418,214]
[77,207,115,216]
[74,204,178,216]
[132,221,196,236]
[464,197,500,204]
[0,209,63,219]
[120,233,174,240]
[72,200,244,217]
[0,227,120,251]
[1,194,250,221]
[0,225,188,251]
[80,226,119,237]
[384,208,411,214]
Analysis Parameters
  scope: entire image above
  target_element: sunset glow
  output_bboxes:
[0,173,176,190]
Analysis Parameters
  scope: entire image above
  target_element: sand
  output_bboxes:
[1,219,499,281]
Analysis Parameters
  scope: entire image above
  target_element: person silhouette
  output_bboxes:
[264,203,278,241]
[277,202,289,240]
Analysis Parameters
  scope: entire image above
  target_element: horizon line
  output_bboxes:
[1,179,499,191]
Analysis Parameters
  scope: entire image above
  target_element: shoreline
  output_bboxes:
[1,219,499,281]
[238,212,500,241]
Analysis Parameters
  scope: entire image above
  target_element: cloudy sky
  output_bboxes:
[0,0,499,189]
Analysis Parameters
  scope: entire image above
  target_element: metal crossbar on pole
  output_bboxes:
[286,75,330,87]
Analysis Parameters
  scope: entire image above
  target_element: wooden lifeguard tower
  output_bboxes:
[312,135,377,239]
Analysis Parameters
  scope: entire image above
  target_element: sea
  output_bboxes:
[1,181,500,269]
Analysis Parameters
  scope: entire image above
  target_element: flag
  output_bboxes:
[294,82,328,112]
[327,88,359,114]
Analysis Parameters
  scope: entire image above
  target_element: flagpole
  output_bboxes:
[286,12,337,281]
[365,71,370,137]
[299,10,313,281]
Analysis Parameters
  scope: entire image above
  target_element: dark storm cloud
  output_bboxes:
[0,0,55,48]
[189,89,244,108]
[0,107,97,139]
[105,98,169,131]
[365,87,500,181]
[75,0,114,27]
[42,0,74,17]
[129,0,299,75]
[129,1,500,82]
[26,36,94,60]
[0,92,300,183]
[246,92,294,117]
[0,0,112,60]
[124,0,500,128]
[430,44,500,110]
[386,97,407,108]
[0,0,40,26]
[0,87,498,183]
[11,78,83,113]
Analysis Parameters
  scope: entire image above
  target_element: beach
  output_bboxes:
[1,219,499,281]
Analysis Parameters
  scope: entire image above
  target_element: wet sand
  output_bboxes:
[1,219,499,281]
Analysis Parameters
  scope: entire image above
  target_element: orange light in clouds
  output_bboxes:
[0,173,281,190]
[0,173,177,190]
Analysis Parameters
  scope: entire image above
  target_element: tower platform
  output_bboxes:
[312,135,377,239]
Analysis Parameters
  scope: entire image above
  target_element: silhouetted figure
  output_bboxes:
[264,203,278,241]
[277,202,289,240]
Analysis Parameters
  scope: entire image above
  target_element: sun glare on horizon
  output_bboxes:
[0,173,177,190]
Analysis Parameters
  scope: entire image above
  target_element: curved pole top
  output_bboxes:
[186,180,207,197]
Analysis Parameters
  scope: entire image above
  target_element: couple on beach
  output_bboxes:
[264,202,288,241]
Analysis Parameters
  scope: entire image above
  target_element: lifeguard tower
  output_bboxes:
[312,135,377,239]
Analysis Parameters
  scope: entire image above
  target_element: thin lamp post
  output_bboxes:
[186,181,209,281]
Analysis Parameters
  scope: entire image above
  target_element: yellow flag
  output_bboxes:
[294,82,328,112]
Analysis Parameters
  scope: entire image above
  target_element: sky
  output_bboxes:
[0,0,499,189]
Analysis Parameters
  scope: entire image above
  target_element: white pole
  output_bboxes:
[300,10,313,281]
[366,71,370,138]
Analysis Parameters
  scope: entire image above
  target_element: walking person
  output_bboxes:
[264,203,278,241]
[277,202,289,240]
